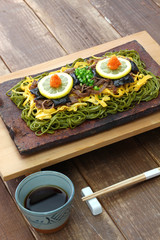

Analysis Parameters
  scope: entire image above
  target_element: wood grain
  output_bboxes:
[25,0,120,53]
[136,128,160,166]
[0,0,65,72]
[1,31,160,82]
[7,161,125,240]
[90,0,160,44]
[153,0,160,7]
[82,173,148,201]
[0,178,35,240]
[0,58,10,75]
[0,32,160,181]
[75,138,160,240]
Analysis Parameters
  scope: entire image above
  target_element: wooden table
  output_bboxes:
[0,1,160,239]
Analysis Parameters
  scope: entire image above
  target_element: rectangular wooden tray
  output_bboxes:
[0,31,160,181]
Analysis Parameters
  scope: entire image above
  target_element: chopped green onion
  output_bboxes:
[75,67,94,86]
[94,86,100,91]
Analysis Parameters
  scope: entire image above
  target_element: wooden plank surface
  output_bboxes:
[0,178,35,240]
[136,128,160,166]
[0,31,160,181]
[6,138,160,239]
[0,0,66,72]
[75,139,160,240]
[25,0,120,53]
[0,58,10,75]
[0,0,119,73]
[153,0,160,7]
[7,162,125,240]
[90,0,160,44]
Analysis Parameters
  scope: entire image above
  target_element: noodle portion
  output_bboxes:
[6,50,160,136]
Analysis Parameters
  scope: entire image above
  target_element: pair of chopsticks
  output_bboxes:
[82,167,160,201]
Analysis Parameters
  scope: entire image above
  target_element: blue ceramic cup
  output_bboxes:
[15,171,75,233]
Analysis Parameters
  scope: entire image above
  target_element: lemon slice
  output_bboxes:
[96,57,132,79]
[38,73,73,99]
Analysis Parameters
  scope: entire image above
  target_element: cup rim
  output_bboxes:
[15,170,75,215]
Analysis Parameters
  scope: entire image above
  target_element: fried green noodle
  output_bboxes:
[6,50,160,136]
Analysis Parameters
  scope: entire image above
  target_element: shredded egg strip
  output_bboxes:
[19,61,152,120]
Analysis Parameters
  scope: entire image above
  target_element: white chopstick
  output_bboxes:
[82,167,160,201]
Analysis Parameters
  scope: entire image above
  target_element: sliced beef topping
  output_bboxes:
[34,99,49,109]
[71,79,117,98]
[86,57,106,69]
[34,96,71,109]
[64,67,75,74]
[34,99,54,109]
[71,86,93,98]
[68,95,79,105]
[29,80,38,90]
[42,100,54,109]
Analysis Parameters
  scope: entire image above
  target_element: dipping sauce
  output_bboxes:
[24,186,68,212]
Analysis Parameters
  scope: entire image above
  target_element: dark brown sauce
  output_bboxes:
[24,186,68,212]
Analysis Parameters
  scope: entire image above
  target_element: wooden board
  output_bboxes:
[0,177,35,240]
[90,0,160,45]
[0,0,66,72]
[0,31,160,181]
[0,40,160,155]
[74,138,160,240]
